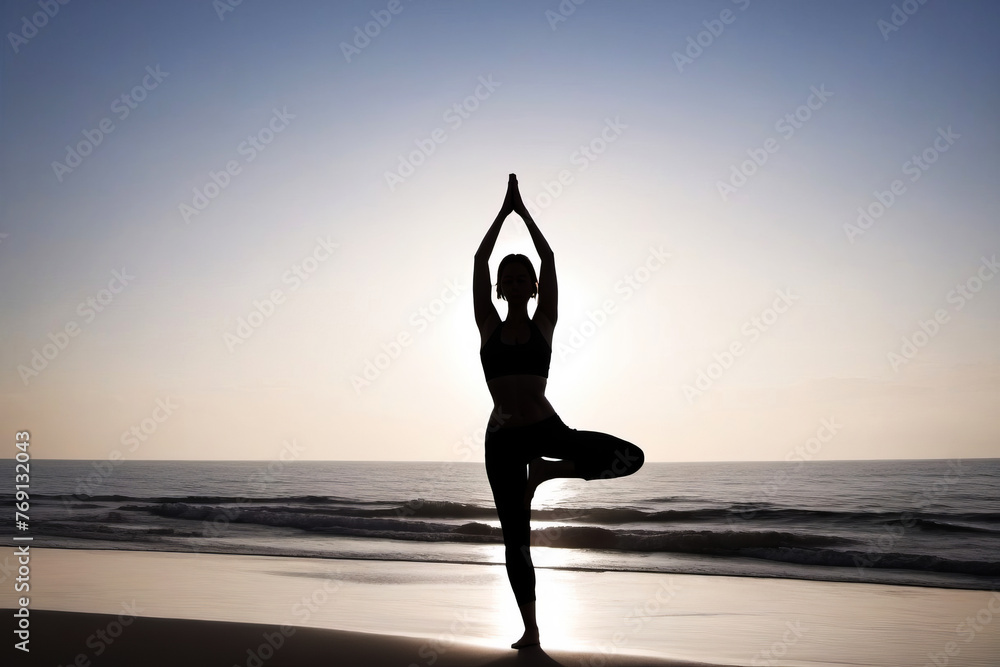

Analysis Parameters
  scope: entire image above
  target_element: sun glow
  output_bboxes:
[489,553,587,650]
[531,474,574,510]
[483,477,591,649]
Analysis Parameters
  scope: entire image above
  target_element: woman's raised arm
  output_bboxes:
[511,185,557,327]
[473,176,517,331]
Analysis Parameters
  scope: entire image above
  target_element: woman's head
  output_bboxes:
[496,254,538,301]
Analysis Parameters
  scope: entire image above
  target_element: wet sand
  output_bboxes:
[3,547,998,666]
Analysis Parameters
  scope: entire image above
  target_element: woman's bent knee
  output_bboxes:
[590,443,643,480]
[627,444,645,476]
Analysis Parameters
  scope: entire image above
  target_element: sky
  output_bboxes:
[1,0,998,462]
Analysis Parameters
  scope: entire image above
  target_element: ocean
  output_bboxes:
[5,458,999,590]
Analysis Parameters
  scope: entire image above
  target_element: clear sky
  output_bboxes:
[1,0,997,462]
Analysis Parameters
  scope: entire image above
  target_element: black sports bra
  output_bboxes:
[479,318,552,381]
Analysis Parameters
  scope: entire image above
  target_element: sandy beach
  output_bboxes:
[20,610,714,667]
[3,547,999,666]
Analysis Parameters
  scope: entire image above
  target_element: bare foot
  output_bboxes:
[512,628,540,649]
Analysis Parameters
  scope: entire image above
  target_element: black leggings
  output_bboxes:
[484,413,644,607]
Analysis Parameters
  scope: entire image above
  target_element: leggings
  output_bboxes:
[484,413,644,607]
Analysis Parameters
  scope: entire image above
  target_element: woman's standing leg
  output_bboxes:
[485,426,540,648]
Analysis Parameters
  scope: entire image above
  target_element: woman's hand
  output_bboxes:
[499,173,518,217]
[509,174,529,218]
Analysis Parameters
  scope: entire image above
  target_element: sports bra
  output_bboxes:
[479,317,552,381]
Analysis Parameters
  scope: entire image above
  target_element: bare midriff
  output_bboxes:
[486,374,556,428]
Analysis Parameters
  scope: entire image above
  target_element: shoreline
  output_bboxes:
[4,547,999,666]
[11,541,998,592]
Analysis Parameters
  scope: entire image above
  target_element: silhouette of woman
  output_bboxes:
[473,174,645,649]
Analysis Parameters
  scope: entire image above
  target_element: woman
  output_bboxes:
[473,174,645,649]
